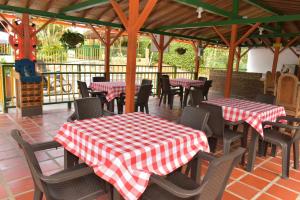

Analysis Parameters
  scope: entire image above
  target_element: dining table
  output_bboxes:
[54,112,209,200]
[206,98,286,172]
[170,78,205,107]
[90,81,140,112]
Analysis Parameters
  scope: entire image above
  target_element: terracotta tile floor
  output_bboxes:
[0,98,299,200]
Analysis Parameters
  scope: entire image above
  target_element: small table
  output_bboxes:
[54,112,209,200]
[170,78,205,107]
[90,81,140,112]
[206,98,286,171]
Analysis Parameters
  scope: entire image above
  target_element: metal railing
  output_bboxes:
[0,63,208,112]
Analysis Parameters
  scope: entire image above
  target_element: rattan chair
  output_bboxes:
[177,106,210,136]
[141,148,245,200]
[264,71,275,94]
[135,84,152,114]
[199,103,247,154]
[11,130,105,200]
[159,75,183,109]
[262,116,300,178]
[276,74,300,117]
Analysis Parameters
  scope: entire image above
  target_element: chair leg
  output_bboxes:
[168,95,174,109]
[271,144,277,157]
[223,139,231,155]
[281,144,291,179]
[145,104,149,114]
[293,142,299,169]
[208,137,218,153]
[163,94,167,104]
[33,187,43,200]
[135,104,138,112]
[140,105,144,113]
[159,94,163,106]
[258,139,264,157]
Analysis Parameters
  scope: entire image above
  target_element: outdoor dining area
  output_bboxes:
[0,0,300,200]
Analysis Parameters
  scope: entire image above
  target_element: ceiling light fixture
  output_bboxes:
[259,27,264,35]
[197,7,204,19]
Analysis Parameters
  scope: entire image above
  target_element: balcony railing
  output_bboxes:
[1,63,213,112]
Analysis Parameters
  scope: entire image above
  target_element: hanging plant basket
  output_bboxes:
[60,30,84,49]
[175,47,187,55]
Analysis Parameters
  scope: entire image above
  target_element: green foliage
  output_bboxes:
[151,41,248,72]
[60,30,85,49]
[36,24,68,63]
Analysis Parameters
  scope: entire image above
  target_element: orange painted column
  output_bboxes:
[105,27,111,81]
[157,35,164,96]
[272,37,281,78]
[158,35,164,74]
[235,47,241,72]
[22,14,31,59]
[194,41,201,80]
[224,24,238,98]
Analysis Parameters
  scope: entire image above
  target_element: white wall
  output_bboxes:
[247,47,299,73]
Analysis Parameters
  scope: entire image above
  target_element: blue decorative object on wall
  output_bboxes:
[15,59,41,83]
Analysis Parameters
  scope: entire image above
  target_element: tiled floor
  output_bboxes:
[0,98,299,200]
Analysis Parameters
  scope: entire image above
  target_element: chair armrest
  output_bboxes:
[31,141,61,152]
[196,151,216,162]
[40,164,94,184]
[150,174,206,199]
[276,116,300,123]
[90,91,107,96]
[224,120,244,126]
[263,121,300,130]
[103,110,115,116]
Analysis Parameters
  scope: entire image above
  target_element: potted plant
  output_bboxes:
[175,47,187,55]
[60,30,84,49]
[60,30,84,61]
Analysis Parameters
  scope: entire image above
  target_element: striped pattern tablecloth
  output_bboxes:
[54,112,209,200]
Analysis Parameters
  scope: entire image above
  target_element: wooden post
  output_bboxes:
[22,14,31,59]
[192,41,201,80]
[105,27,111,81]
[110,0,158,113]
[224,24,238,98]
[235,47,241,72]
[158,34,164,74]
[272,37,281,78]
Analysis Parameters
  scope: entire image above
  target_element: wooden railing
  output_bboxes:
[1,63,209,112]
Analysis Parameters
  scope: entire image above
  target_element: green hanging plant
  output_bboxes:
[175,47,187,55]
[60,30,85,49]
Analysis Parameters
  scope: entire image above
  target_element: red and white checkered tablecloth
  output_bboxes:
[90,81,140,102]
[206,98,286,136]
[170,78,204,89]
[54,112,209,200]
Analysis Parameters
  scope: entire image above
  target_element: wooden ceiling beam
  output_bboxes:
[280,36,300,53]
[159,14,300,30]
[61,0,109,13]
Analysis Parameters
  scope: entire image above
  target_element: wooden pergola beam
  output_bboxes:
[224,24,238,98]
[89,24,106,45]
[279,36,299,53]
[0,13,22,37]
[61,0,109,13]
[110,0,158,113]
[30,18,55,37]
[271,37,281,78]
[212,26,229,46]
[235,23,261,46]
[110,29,125,46]
[240,47,252,58]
